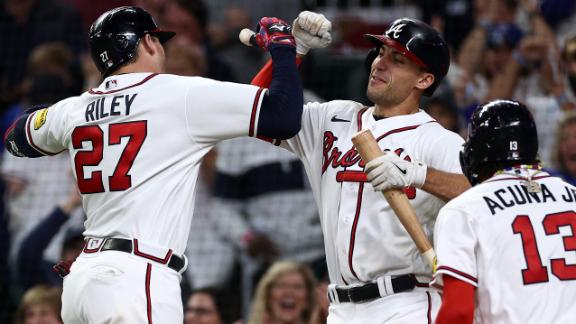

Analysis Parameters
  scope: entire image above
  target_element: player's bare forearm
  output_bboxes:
[421,168,470,202]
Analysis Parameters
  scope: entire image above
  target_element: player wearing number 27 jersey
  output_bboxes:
[433,100,576,324]
[4,7,304,324]
[252,17,470,323]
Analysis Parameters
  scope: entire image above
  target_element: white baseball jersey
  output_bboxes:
[275,100,464,285]
[23,72,265,254]
[433,170,576,323]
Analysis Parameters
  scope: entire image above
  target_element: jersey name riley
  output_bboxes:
[85,93,138,122]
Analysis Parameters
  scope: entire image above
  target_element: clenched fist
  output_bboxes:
[292,11,332,55]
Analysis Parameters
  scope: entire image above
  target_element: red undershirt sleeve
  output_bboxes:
[435,275,475,324]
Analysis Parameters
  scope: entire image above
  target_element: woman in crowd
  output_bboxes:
[248,261,317,324]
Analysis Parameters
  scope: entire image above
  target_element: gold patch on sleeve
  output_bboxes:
[33,108,48,130]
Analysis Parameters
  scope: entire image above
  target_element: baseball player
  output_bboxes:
[2,6,317,323]
[433,100,576,324]
[251,16,470,323]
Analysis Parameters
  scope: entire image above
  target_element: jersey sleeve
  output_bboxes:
[278,101,326,159]
[432,205,479,290]
[184,80,266,143]
[421,129,464,173]
[24,104,69,155]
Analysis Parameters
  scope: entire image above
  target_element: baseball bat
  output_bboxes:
[352,129,436,269]
[239,28,258,47]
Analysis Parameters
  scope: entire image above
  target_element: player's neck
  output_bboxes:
[373,100,419,118]
[114,61,164,76]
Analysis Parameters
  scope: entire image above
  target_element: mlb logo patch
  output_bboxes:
[106,79,118,89]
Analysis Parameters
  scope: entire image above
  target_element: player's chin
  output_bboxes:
[366,85,387,103]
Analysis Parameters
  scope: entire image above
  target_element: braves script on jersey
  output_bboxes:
[433,171,576,323]
[275,100,463,285]
[24,72,265,254]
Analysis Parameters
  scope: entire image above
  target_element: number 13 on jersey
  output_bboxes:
[72,121,147,194]
[513,211,576,284]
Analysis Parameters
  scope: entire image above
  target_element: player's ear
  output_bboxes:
[415,72,434,92]
[141,34,158,56]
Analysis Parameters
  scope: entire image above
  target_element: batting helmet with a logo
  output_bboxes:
[364,18,450,96]
[89,6,175,77]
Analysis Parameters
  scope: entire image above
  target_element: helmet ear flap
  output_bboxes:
[365,48,379,71]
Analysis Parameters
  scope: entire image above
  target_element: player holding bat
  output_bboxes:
[247,14,470,323]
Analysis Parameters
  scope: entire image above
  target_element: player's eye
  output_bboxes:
[392,53,405,63]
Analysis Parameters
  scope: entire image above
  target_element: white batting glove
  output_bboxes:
[292,11,332,55]
[365,153,428,192]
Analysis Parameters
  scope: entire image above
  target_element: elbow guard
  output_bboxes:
[4,115,43,158]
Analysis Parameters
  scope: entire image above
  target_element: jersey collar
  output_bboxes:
[89,73,158,95]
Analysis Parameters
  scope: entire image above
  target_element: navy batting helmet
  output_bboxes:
[364,18,450,97]
[89,6,175,76]
[460,100,539,185]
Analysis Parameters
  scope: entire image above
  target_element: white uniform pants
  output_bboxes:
[61,251,183,324]
[327,288,441,324]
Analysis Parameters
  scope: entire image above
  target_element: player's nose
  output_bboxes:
[372,54,389,72]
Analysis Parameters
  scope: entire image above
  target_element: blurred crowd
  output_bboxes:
[0,0,575,323]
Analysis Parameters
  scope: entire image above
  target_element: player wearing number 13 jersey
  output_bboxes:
[433,100,576,324]
[4,6,303,324]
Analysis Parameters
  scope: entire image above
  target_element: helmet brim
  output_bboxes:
[364,34,429,71]
[149,29,176,44]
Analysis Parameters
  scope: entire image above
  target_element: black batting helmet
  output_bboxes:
[364,18,450,97]
[89,6,175,76]
[460,100,539,185]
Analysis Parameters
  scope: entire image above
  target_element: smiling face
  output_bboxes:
[268,271,309,324]
[366,45,433,109]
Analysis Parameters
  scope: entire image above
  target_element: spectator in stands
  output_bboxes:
[420,0,475,54]
[560,35,576,110]
[424,97,461,134]
[248,261,317,324]
[453,0,567,165]
[207,6,266,84]
[161,0,236,81]
[550,112,576,185]
[184,288,227,324]
[17,184,83,290]
[310,264,329,324]
[0,43,82,152]
[0,0,83,104]
[165,42,207,77]
[452,0,524,117]
[14,285,62,324]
